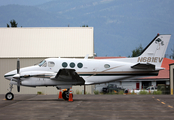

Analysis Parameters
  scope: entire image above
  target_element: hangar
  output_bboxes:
[0,27,94,94]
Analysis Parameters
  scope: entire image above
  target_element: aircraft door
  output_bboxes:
[48,61,55,71]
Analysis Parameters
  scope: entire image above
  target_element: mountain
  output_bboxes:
[0,5,67,27]
[0,0,52,6]
[0,0,174,57]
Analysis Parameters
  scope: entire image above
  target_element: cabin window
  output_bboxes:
[70,62,75,68]
[39,60,47,67]
[104,64,110,68]
[77,63,83,68]
[62,62,68,68]
[48,61,55,67]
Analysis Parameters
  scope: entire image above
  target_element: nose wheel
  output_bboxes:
[5,92,14,100]
[5,83,14,100]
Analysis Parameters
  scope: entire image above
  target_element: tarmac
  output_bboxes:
[0,94,174,120]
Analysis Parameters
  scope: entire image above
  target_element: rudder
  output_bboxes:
[137,34,171,67]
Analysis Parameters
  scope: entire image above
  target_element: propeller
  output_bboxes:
[13,59,20,92]
[17,59,20,92]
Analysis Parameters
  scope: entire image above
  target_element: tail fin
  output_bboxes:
[137,34,171,68]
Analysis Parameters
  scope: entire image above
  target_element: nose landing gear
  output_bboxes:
[5,84,14,100]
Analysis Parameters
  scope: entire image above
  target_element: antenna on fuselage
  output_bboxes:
[84,54,89,59]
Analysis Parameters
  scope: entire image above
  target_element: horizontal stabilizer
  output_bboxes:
[131,63,155,70]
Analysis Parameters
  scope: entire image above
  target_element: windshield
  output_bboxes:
[38,60,47,67]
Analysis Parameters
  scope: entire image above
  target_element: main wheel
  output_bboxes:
[62,91,73,100]
[5,92,14,100]
[62,91,69,100]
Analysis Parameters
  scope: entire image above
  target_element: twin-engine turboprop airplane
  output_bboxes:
[4,34,171,100]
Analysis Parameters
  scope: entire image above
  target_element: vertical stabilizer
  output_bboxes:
[137,34,171,67]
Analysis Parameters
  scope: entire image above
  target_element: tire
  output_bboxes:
[62,91,73,100]
[62,91,69,100]
[5,92,14,100]
[102,88,108,94]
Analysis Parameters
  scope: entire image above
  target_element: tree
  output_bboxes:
[7,19,18,27]
[81,25,88,27]
[131,44,143,57]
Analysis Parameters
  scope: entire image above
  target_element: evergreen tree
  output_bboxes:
[7,19,18,27]
[81,25,88,27]
[131,44,143,57]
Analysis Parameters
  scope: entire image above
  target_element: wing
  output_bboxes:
[131,63,155,70]
[50,69,85,84]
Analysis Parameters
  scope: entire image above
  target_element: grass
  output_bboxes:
[76,90,82,94]
[94,90,99,95]
[153,90,162,95]
[37,91,43,95]
[100,90,125,95]
[118,90,124,95]
[139,90,149,95]
[93,89,163,95]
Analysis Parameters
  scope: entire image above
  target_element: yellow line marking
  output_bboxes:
[156,98,173,108]
[168,105,173,108]
[3,99,6,100]
[161,102,165,104]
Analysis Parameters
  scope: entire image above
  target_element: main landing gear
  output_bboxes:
[61,89,73,100]
[62,90,69,100]
[5,84,14,100]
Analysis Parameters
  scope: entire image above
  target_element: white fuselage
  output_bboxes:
[4,58,158,87]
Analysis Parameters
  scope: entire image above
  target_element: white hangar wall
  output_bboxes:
[0,58,93,94]
[0,27,94,58]
[0,27,94,94]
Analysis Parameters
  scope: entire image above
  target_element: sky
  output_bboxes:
[0,0,174,58]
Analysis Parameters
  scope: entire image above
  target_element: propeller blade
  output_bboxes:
[17,59,20,74]
[17,59,20,92]
[17,78,20,92]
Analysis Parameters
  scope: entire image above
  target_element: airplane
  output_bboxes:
[4,34,171,100]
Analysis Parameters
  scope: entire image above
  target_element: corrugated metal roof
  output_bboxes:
[0,27,94,58]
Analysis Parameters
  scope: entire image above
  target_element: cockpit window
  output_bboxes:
[48,61,55,67]
[38,60,47,67]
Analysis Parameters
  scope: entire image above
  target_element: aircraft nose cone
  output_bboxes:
[4,71,16,80]
[4,73,11,80]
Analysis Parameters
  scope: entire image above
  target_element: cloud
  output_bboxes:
[106,18,123,24]
[100,0,114,3]
[106,19,117,24]
[93,2,98,6]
